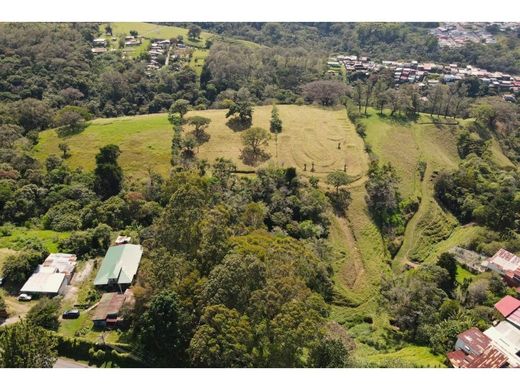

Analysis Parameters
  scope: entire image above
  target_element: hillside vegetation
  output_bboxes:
[359,109,515,269]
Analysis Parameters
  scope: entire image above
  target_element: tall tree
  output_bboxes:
[186,116,211,143]
[133,292,189,367]
[0,320,58,368]
[169,99,190,120]
[94,144,123,200]
[270,104,283,159]
[226,87,253,128]
[26,297,61,331]
[188,305,254,368]
[240,127,271,166]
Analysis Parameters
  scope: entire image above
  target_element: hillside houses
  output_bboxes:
[483,248,520,287]
[329,54,520,95]
[447,296,520,368]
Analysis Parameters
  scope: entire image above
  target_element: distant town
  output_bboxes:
[328,54,520,100]
[430,22,520,48]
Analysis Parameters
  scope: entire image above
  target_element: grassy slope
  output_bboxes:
[361,109,513,269]
[35,105,367,184]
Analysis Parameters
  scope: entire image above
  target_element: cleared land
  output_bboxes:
[102,22,214,49]
[35,105,367,183]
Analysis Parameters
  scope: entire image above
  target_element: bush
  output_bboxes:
[26,297,61,331]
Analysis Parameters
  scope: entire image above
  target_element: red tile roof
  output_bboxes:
[495,296,520,318]
[458,327,491,355]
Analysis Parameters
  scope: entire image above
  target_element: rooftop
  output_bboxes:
[458,327,490,356]
[42,253,77,276]
[484,321,520,367]
[93,244,143,286]
[20,272,66,294]
[486,249,520,274]
[92,290,134,322]
[506,305,520,329]
[495,295,520,318]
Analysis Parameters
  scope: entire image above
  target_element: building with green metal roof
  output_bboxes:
[94,244,143,288]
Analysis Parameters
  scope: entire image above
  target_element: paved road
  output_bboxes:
[54,358,89,368]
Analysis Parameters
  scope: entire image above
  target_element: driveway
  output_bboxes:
[62,259,95,304]
[54,358,89,368]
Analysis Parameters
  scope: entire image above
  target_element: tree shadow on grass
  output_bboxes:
[190,130,211,144]
[240,148,270,167]
[377,112,417,126]
[226,117,252,132]
[55,123,89,138]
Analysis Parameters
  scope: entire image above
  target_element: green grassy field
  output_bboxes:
[0,228,70,253]
[101,22,213,49]
[34,105,367,184]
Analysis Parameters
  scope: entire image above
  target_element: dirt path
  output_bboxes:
[62,259,94,304]
[333,215,366,290]
[0,297,35,327]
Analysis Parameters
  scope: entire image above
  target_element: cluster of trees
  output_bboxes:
[435,155,520,233]
[470,97,520,163]
[383,252,511,355]
[365,161,417,256]
[0,23,207,122]
[346,73,471,120]
[117,160,356,367]
[202,42,324,105]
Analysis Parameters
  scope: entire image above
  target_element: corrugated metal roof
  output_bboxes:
[93,244,143,286]
[20,272,65,294]
[92,293,126,321]
[466,347,508,368]
[487,249,520,273]
[42,253,77,276]
[507,307,520,330]
[458,327,490,356]
[495,295,520,317]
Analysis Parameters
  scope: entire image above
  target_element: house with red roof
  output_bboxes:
[447,327,510,368]
[495,296,520,318]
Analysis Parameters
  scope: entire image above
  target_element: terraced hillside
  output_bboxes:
[361,109,514,268]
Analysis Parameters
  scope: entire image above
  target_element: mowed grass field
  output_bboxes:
[34,105,367,183]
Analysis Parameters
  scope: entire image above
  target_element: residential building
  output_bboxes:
[93,244,143,289]
[42,253,77,281]
[92,289,134,329]
[20,271,67,296]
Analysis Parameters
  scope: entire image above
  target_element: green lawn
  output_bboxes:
[456,264,476,284]
[189,48,209,78]
[0,227,70,253]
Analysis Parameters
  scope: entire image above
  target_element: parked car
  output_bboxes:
[17,293,32,301]
[62,309,80,319]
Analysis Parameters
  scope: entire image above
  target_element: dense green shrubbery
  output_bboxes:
[435,155,520,233]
